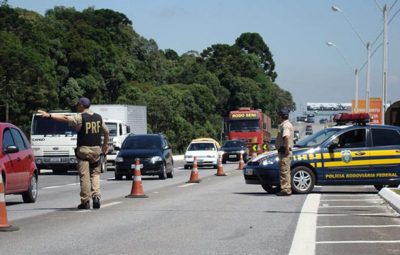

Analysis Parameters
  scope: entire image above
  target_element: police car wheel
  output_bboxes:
[261,184,280,194]
[291,166,315,194]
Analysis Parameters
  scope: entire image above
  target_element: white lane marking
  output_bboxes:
[178,183,197,188]
[42,185,64,190]
[319,205,382,208]
[318,225,400,228]
[102,202,122,208]
[318,213,395,217]
[320,199,382,202]
[317,240,400,244]
[288,193,321,255]
[41,180,105,190]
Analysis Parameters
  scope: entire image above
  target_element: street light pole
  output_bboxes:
[326,41,359,112]
[332,5,371,113]
[382,4,388,124]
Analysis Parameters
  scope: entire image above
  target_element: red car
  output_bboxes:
[0,122,38,203]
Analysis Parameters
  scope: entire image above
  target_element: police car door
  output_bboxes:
[322,127,370,183]
[369,126,400,182]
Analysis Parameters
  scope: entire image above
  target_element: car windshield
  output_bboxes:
[223,140,244,147]
[229,120,260,131]
[31,115,76,136]
[188,142,216,151]
[295,128,339,148]
[122,136,161,150]
[105,122,117,137]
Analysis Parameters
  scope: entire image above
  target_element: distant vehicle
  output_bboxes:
[115,134,174,180]
[385,100,400,126]
[319,118,328,124]
[184,138,220,169]
[306,114,315,123]
[220,140,249,163]
[1,122,38,203]
[90,104,147,169]
[296,116,307,122]
[244,113,400,194]
[225,107,271,155]
[294,130,300,143]
[269,137,276,151]
[31,112,78,174]
[305,125,313,135]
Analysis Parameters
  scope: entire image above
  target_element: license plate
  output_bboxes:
[50,157,61,163]
[229,155,237,158]
[245,168,253,175]
[131,164,143,169]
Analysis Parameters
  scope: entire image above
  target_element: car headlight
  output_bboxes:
[261,157,278,166]
[115,157,124,162]
[151,156,162,164]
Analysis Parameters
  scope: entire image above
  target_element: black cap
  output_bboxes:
[77,97,91,107]
[278,107,290,116]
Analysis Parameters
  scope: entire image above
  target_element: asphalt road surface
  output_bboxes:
[1,161,399,255]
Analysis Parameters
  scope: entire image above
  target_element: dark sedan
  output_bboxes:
[221,140,249,163]
[115,134,174,180]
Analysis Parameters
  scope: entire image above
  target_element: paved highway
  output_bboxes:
[1,160,399,255]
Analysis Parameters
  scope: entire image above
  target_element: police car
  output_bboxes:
[244,113,400,193]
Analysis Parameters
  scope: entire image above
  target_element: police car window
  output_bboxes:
[295,128,338,147]
[372,128,400,147]
[337,129,366,148]
[11,128,27,150]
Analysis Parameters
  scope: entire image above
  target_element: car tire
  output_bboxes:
[22,174,38,203]
[114,172,123,180]
[159,163,167,180]
[291,166,315,194]
[261,184,280,194]
[167,164,174,178]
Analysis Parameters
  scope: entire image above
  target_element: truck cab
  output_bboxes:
[103,119,130,169]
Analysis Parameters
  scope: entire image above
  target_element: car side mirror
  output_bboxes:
[4,145,19,154]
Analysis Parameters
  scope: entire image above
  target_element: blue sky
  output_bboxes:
[8,0,400,115]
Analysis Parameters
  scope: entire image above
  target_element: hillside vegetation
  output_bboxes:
[0,4,294,152]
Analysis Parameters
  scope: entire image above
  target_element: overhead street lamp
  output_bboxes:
[331,5,371,113]
[326,41,359,112]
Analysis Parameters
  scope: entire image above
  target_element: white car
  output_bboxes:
[184,139,220,169]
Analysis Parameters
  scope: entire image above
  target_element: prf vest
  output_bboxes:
[77,112,102,147]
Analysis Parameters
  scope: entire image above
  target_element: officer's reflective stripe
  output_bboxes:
[324,161,370,167]
[370,158,400,165]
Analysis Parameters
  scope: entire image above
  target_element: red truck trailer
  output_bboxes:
[225,107,271,154]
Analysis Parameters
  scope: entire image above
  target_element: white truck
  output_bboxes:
[31,112,78,174]
[90,104,147,169]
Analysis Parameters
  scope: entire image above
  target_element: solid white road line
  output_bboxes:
[101,201,122,208]
[318,213,395,217]
[178,183,197,188]
[319,199,382,202]
[317,225,400,228]
[317,240,400,244]
[288,193,321,255]
[320,205,382,208]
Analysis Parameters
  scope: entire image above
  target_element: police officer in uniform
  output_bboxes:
[276,107,294,196]
[38,97,109,209]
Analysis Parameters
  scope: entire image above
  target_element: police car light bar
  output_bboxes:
[333,113,370,125]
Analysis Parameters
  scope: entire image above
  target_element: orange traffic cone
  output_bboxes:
[238,152,245,170]
[0,174,19,232]
[215,155,226,176]
[126,158,148,198]
[187,157,201,183]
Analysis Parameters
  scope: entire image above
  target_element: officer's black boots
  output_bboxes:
[77,200,90,210]
[93,196,101,209]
